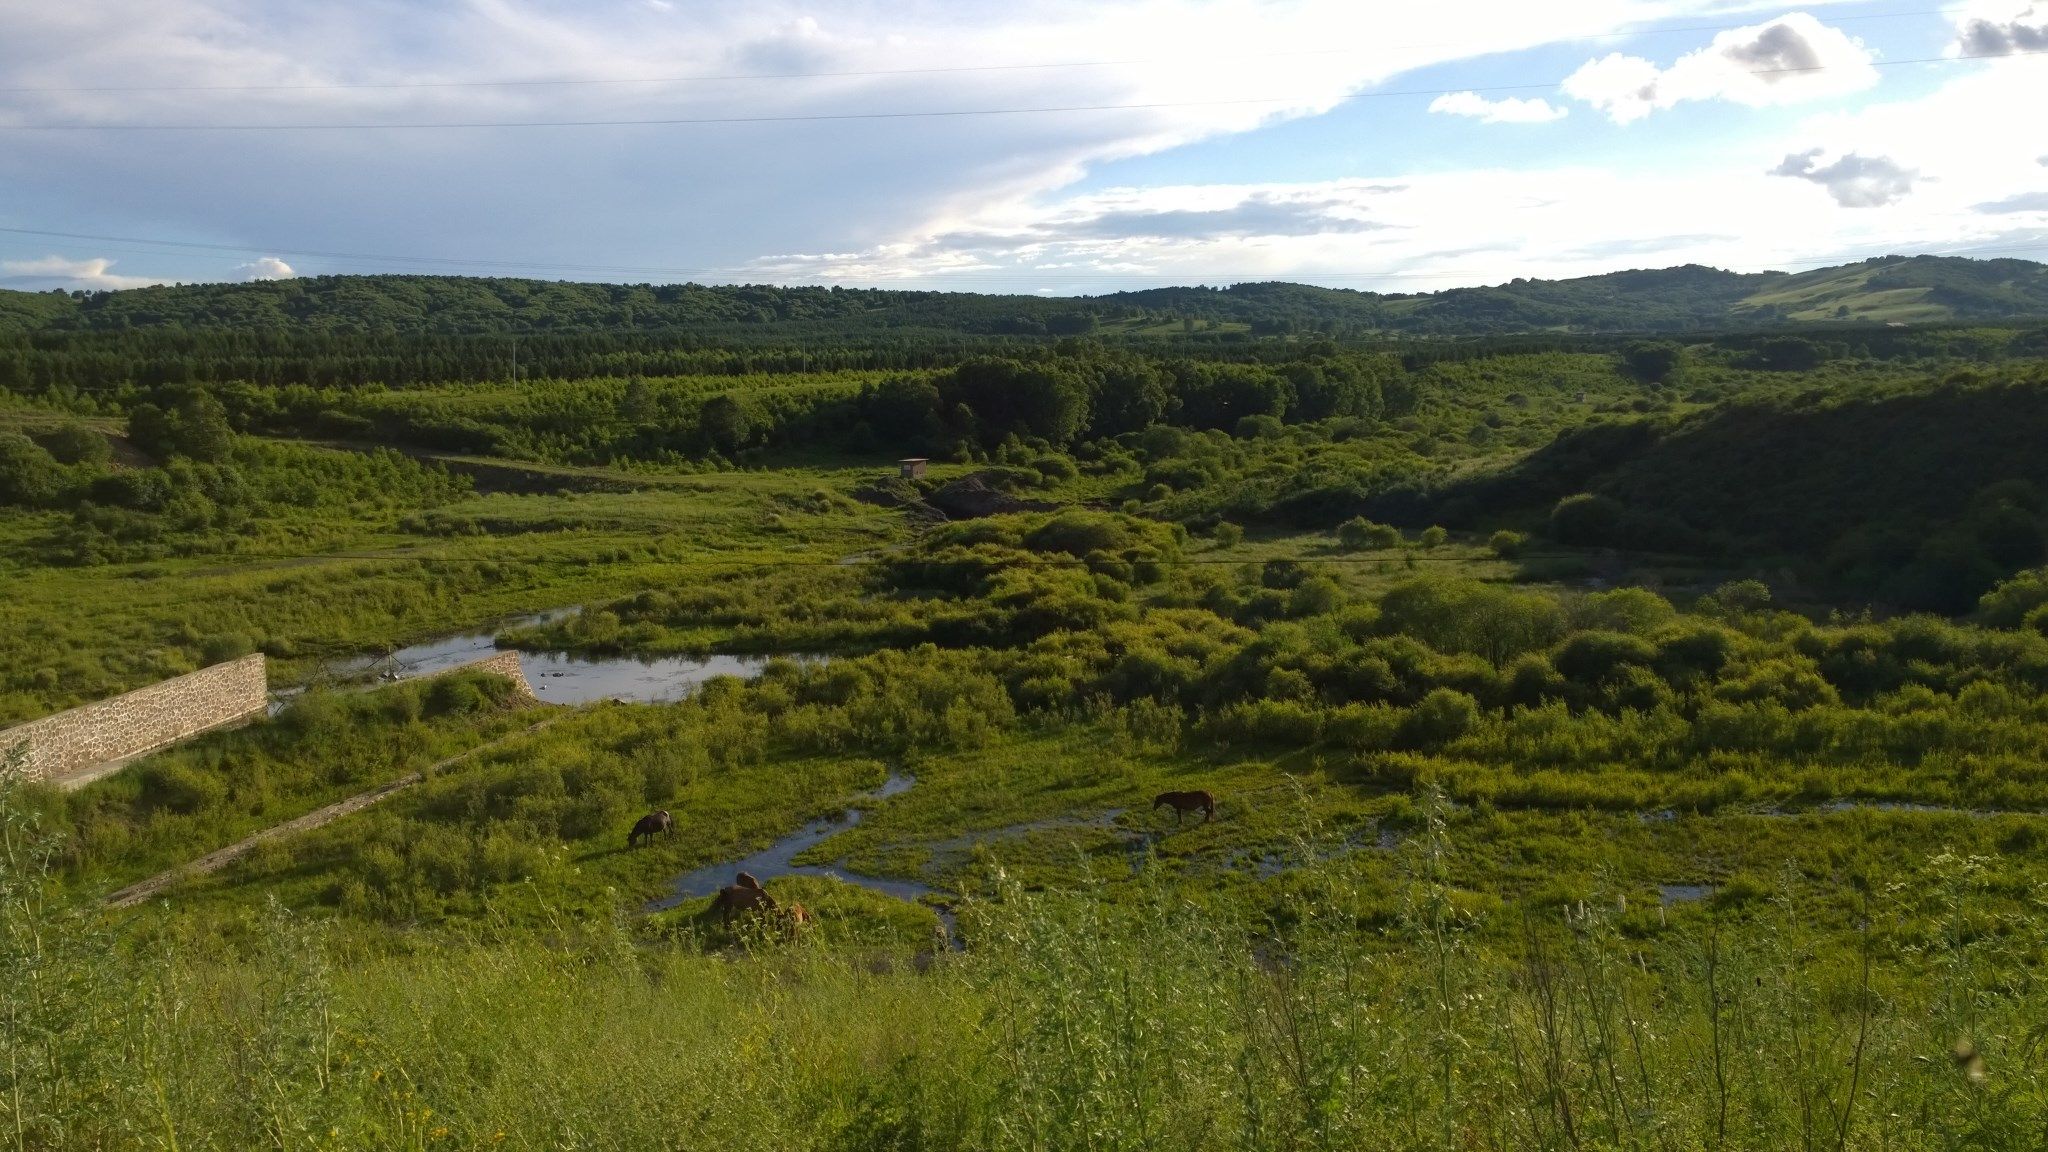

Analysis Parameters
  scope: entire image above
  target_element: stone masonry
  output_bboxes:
[447,651,537,699]
[0,654,269,785]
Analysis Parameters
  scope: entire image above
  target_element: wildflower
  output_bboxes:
[1953,1038,1988,1083]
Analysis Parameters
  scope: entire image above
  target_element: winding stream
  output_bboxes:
[644,773,948,921]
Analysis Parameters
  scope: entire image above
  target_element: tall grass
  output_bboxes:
[6,773,2046,1150]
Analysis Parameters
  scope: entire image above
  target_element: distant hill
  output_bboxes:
[3,254,2046,338]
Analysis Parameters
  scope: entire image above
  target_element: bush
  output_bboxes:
[1487,530,1528,558]
[1571,588,1676,635]
[1981,567,2048,628]
[1025,511,1132,557]
[1339,518,1404,551]
[1212,522,1244,548]
[1336,517,1374,551]
[1620,341,1686,384]
[1288,577,1343,617]
[0,433,61,508]
[1400,688,1478,748]
[1234,414,1284,440]
[36,423,112,466]
[1418,525,1449,549]
[1553,631,1658,684]
[1550,493,1625,547]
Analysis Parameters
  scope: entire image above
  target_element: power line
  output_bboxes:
[0,9,1949,95]
[1,49,2041,131]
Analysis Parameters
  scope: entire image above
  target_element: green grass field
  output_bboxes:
[9,332,2048,1147]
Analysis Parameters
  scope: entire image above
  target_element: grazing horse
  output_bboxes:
[1152,790,1216,824]
[735,871,763,890]
[628,809,674,848]
[783,903,813,933]
[710,881,778,923]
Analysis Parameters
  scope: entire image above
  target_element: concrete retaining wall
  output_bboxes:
[0,655,268,784]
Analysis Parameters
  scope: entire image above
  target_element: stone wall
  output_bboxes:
[0,654,268,784]
[444,652,536,699]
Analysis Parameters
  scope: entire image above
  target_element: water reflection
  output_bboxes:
[324,609,811,704]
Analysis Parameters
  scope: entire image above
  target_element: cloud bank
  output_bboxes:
[1,2,2043,294]
[1564,13,1877,124]
[0,255,166,290]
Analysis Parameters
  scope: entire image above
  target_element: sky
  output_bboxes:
[1,0,2046,296]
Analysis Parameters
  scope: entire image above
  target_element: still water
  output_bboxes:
[325,609,807,705]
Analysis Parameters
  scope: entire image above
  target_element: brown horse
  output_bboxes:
[1152,790,1216,824]
[628,810,674,848]
[735,871,763,890]
[710,880,778,923]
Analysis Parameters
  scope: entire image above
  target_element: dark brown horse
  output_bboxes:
[1152,790,1216,824]
[710,881,778,922]
[627,809,674,848]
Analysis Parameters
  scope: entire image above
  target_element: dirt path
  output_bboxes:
[106,714,564,909]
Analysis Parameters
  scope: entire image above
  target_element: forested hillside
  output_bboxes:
[5,253,2046,339]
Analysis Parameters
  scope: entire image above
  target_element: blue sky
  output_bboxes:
[1,0,2044,295]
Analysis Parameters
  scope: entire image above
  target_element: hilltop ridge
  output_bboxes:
[5,253,2046,338]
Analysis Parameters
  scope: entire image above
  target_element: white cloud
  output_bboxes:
[752,50,2048,292]
[1953,3,2048,55]
[1564,13,1877,124]
[234,256,296,280]
[1427,91,1567,124]
[5,1,2031,295]
[1770,150,1919,207]
[0,0,1852,288]
[0,255,166,290]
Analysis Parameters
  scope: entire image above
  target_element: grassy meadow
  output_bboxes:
[7,325,2048,1147]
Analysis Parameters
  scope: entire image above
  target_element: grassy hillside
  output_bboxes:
[1733,256,2048,324]
[5,254,2045,338]
[1416,371,2048,610]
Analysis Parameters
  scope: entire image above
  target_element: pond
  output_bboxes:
[645,773,949,921]
[322,609,812,705]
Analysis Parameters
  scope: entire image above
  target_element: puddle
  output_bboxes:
[323,608,814,704]
[1659,884,1714,906]
[916,808,1129,861]
[645,774,953,936]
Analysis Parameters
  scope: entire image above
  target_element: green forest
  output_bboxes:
[7,253,2048,340]
[7,271,2048,1149]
